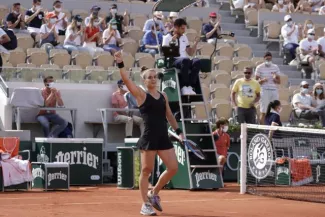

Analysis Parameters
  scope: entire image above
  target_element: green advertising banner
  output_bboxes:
[190,168,223,189]
[160,68,179,102]
[46,165,69,190]
[34,138,103,185]
[223,143,240,182]
[32,163,45,189]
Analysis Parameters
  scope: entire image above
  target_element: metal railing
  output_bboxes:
[0,74,9,97]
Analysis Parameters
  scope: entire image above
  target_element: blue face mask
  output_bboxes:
[316,89,323,95]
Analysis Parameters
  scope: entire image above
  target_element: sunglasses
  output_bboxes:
[244,71,251,74]
[308,33,315,36]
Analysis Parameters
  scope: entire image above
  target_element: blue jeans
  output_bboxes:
[37,113,68,138]
[173,57,201,88]
[283,43,299,59]
[63,44,89,54]
[144,48,158,57]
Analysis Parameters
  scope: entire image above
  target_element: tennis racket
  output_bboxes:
[3,137,18,156]
[168,129,206,160]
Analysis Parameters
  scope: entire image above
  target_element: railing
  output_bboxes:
[0,74,9,97]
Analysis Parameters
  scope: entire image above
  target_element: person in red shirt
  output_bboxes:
[83,14,103,56]
[213,118,230,179]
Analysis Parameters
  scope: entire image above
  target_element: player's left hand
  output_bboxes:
[178,133,185,143]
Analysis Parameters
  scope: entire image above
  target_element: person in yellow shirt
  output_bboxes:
[231,67,261,124]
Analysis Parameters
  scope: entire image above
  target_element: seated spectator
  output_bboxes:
[37,76,68,138]
[299,29,319,69]
[309,0,324,12]
[317,28,325,57]
[319,5,325,14]
[63,15,88,54]
[141,23,162,57]
[295,0,312,13]
[230,0,245,10]
[39,12,61,49]
[83,14,104,57]
[213,118,230,180]
[162,18,201,95]
[106,4,128,37]
[0,27,12,72]
[6,3,29,34]
[265,100,282,126]
[194,0,209,7]
[102,19,121,55]
[301,19,315,39]
[164,12,178,33]
[292,80,325,126]
[112,79,144,138]
[143,11,166,34]
[272,0,295,12]
[202,12,222,45]
[231,67,261,124]
[281,15,300,60]
[25,0,45,40]
[51,0,68,36]
[312,83,325,109]
[244,0,265,11]
[85,5,105,31]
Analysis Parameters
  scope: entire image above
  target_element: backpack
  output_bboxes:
[1,27,17,50]
[58,122,73,138]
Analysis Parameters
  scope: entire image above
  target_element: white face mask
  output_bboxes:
[54,7,61,12]
[287,21,293,27]
[111,25,117,30]
[265,61,272,67]
[47,82,54,88]
[222,126,229,133]
[35,5,41,10]
[121,85,129,92]
[307,24,313,29]
[301,87,309,94]
[308,34,314,40]
[50,18,57,24]
[76,21,82,26]
[13,10,19,15]
[278,0,284,4]
[111,9,117,14]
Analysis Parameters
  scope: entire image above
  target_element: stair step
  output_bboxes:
[236,36,263,44]
[220,23,246,31]
[250,44,266,51]
[186,134,212,136]
[278,65,298,72]
[231,29,251,37]
[254,50,280,58]
[281,70,301,79]
[288,78,315,86]
[190,165,222,168]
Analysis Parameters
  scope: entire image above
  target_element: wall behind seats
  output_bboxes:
[0,89,11,130]
[7,82,132,142]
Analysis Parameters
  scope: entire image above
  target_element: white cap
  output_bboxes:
[284,15,291,22]
[169,12,178,18]
[300,81,309,86]
[153,11,164,19]
[307,28,315,34]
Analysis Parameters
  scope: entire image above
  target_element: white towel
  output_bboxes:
[1,157,33,187]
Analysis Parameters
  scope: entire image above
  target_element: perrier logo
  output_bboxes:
[162,78,176,91]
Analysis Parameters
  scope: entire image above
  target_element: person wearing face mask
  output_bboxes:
[51,0,68,36]
[143,11,166,35]
[102,19,121,55]
[106,4,128,37]
[36,76,68,138]
[39,12,61,48]
[308,0,324,12]
[319,5,325,14]
[111,79,144,138]
[317,28,325,58]
[231,67,261,124]
[84,5,105,31]
[63,15,88,54]
[272,0,291,12]
[165,12,178,32]
[6,3,29,34]
[312,83,325,110]
[141,23,163,57]
[25,0,45,39]
[299,29,319,70]
[302,20,315,39]
[295,0,312,13]
[202,12,222,44]
[213,118,230,181]
[255,52,281,124]
[83,14,104,56]
[281,15,300,61]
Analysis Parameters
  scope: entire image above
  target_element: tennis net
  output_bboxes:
[240,124,325,203]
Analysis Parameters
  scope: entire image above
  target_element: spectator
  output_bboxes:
[83,14,104,57]
[6,3,29,34]
[106,4,128,37]
[281,15,300,60]
[162,18,201,95]
[272,0,295,12]
[112,79,144,138]
[319,5,325,14]
[63,15,88,54]
[295,0,312,13]
[292,80,325,126]
[25,0,45,40]
[255,52,281,124]
[231,67,261,124]
[37,76,68,138]
[164,12,178,33]
[202,12,222,44]
[309,0,324,12]
[141,23,162,57]
[102,19,121,55]
[0,27,12,72]
[51,0,68,36]
[317,28,325,57]
[143,11,166,34]
[85,6,105,31]
[301,19,315,39]
[299,28,318,70]
[265,100,282,126]
[194,0,209,7]
[213,118,230,180]
[244,0,265,11]
[312,82,325,109]
[39,12,61,48]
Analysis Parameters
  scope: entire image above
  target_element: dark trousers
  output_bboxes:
[237,107,257,124]
[173,57,201,89]
[283,43,299,60]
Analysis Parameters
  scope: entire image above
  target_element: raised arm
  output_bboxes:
[114,51,146,104]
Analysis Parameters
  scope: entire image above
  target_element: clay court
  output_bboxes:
[0,183,323,217]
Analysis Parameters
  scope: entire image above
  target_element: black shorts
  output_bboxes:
[137,134,174,151]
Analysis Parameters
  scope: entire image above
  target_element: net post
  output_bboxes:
[240,123,247,194]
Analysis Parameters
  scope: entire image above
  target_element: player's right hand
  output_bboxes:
[114,51,123,63]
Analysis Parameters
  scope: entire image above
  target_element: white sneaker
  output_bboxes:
[140,203,157,216]
[187,86,196,95]
[181,86,190,95]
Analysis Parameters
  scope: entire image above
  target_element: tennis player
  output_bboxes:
[114,51,184,216]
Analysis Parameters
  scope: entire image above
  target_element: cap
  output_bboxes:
[53,0,62,6]
[307,29,315,34]
[169,12,178,18]
[153,11,164,19]
[111,4,117,9]
[284,15,291,22]
[73,14,83,22]
[300,81,309,86]
[117,79,123,85]
[46,12,57,19]
[91,5,101,11]
[209,12,217,18]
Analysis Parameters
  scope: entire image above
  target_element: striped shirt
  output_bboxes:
[255,63,280,90]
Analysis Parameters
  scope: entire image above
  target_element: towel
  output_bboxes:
[290,158,313,186]
[1,157,33,187]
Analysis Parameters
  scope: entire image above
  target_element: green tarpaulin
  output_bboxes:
[152,0,197,12]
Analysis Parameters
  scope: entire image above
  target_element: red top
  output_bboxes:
[85,26,99,42]
[213,129,230,156]
[38,88,61,115]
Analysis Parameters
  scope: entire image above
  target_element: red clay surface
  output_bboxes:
[0,183,323,217]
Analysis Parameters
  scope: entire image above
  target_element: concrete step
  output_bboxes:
[278,65,298,72]
[236,36,263,45]
[232,29,251,37]
[289,78,315,86]
[272,58,284,65]
[221,16,237,23]
[281,70,301,79]
[250,43,266,51]
[254,50,280,58]
[221,23,246,30]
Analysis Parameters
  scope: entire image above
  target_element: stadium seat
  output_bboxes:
[199,72,212,87]
[279,74,289,87]
[17,36,34,52]
[72,52,93,69]
[217,43,234,58]
[209,83,228,92]
[251,57,264,67]
[197,42,214,56]
[85,66,108,82]
[214,56,233,72]
[185,29,198,43]
[233,58,253,71]
[231,70,244,81]
[187,17,202,34]
[51,53,71,68]
[8,50,26,67]
[16,63,39,82]
[120,41,139,57]
[278,88,291,101]
[28,52,49,67]
[214,103,232,121]
[94,53,115,69]
[234,45,252,58]
[211,86,231,100]
[318,63,325,80]
[135,53,155,68]
[127,29,144,42]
